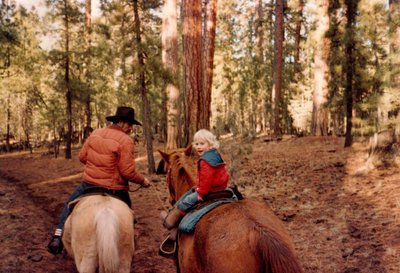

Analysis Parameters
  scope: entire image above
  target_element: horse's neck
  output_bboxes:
[176,182,193,201]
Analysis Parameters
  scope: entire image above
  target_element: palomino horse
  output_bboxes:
[160,146,303,273]
[62,195,134,273]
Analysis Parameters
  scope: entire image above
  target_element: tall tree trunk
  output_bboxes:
[311,0,329,136]
[200,0,217,130]
[389,0,400,96]
[5,46,11,152]
[294,0,304,75]
[253,0,264,133]
[182,0,202,146]
[84,0,92,140]
[162,0,179,150]
[133,0,155,174]
[64,0,72,159]
[120,15,127,77]
[271,0,284,137]
[344,0,358,147]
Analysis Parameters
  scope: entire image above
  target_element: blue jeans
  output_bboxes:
[176,189,200,212]
[56,182,96,230]
[56,182,132,230]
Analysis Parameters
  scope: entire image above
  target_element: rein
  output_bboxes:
[128,184,143,192]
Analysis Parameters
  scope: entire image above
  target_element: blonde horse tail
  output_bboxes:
[257,227,303,273]
[95,207,120,273]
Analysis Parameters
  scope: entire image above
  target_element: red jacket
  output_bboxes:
[196,149,230,198]
[79,125,145,190]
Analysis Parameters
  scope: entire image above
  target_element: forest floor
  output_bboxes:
[1,134,400,273]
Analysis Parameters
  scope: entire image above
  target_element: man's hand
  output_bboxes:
[142,178,151,188]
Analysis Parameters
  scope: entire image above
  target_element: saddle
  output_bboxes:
[68,187,131,210]
[179,188,238,233]
[159,189,238,258]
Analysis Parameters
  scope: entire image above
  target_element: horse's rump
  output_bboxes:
[178,199,302,273]
[63,195,134,273]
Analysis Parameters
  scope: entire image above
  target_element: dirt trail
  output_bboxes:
[1,136,400,273]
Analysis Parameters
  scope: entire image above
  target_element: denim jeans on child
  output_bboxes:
[176,188,200,212]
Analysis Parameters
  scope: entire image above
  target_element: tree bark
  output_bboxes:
[294,0,304,75]
[84,0,92,140]
[271,0,284,137]
[64,0,72,159]
[200,0,217,130]
[252,0,264,133]
[133,0,155,173]
[311,0,329,136]
[344,0,358,147]
[162,0,179,150]
[182,0,202,145]
[389,0,400,92]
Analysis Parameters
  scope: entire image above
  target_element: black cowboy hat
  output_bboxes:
[106,106,142,126]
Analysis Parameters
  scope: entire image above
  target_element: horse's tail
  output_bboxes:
[256,227,303,273]
[95,207,120,273]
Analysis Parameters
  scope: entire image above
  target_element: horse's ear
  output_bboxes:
[184,145,192,156]
[158,150,170,164]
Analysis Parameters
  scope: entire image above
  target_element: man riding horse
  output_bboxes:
[47,106,151,255]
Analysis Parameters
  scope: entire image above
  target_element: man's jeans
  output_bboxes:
[56,182,97,230]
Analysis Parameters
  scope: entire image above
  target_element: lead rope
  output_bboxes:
[128,173,171,211]
[129,184,142,192]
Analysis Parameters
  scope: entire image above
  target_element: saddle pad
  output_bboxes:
[178,199,235,233]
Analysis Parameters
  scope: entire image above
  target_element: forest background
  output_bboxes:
[0,0,399,171]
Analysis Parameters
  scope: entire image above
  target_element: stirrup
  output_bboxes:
[159,235,176,259]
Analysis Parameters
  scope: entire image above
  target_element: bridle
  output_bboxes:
[166,167,177,205]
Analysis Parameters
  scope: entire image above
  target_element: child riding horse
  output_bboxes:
[159,145,303,273]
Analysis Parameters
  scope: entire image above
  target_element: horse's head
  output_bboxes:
[159,145,198,205]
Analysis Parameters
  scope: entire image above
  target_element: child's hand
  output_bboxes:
[197,195,203,202]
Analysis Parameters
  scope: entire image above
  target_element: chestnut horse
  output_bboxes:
[160,146,303,273]
[62,195,134,273]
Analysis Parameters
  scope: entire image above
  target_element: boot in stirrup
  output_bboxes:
[160,207,184,230]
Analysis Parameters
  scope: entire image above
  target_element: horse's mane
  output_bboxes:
[159,146,198,204]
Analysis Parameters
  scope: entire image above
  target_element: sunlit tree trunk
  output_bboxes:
[182,0,202,145]
[271,0,284,137]
[344,0,358,147]
[200,0,217,130]
[311,0,329,136]
[162,0,179,150]
[133,0,155,173]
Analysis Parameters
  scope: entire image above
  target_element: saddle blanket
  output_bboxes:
[178,198,236,233]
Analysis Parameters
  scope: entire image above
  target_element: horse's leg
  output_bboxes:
[73,228,98,273]
[178,235,202,273]
[67,198,99,273]
[117,226,134,273]
[75,257,98,273]
[62,217,73,256]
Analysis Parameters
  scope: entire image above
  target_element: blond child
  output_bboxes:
[161,129,230,229]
